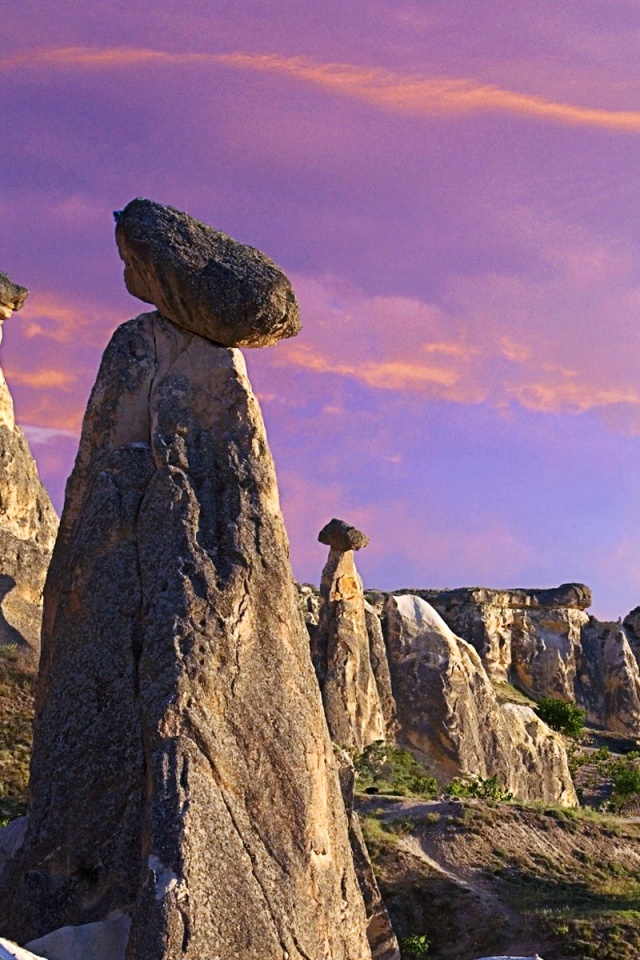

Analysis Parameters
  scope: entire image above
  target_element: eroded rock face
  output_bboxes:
[115,199,301,347]
[314,547,394,751]
[384,595,576,805]
[0,283,58,656]
[2,312,371,959]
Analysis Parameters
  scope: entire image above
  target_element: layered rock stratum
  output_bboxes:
[0,275,57,657]
[0,210,372,959]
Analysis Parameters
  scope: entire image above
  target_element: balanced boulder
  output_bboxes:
[318,518,370,552]
[114,198,301,347]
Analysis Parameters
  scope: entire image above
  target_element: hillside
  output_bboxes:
[359,794,640,960]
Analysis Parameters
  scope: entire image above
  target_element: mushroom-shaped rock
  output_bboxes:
[114,198,301,347]
[318,518,370,552]
[0,274,28,321]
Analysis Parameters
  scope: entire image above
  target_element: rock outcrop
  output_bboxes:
[1,214,371,959]
[384,595,577,805]
[0,275,57,657]
[312,524,395,751]
[399,584,640,737]
[115,199,301,347]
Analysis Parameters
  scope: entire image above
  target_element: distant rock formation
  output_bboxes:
[384,595,577,805]
[1,209,372,959]
[312,521,395,750]
[0,275,57,657]
[400,584,640,737]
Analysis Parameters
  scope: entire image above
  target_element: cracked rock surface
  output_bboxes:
[1,312,371,959]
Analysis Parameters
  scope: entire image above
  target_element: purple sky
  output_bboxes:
[3,2,640,619]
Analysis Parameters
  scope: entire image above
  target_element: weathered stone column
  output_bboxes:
[1,203,372,960]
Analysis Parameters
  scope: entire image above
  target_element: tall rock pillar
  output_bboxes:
[2,202,371,960]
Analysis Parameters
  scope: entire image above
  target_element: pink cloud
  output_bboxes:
[5,46,640,133]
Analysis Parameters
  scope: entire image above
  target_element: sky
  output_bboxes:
[2,1,640,619]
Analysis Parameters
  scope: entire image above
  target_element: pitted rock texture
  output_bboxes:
[2,312,371,960]
[0,362,57,656]
[318,518,370,552]
[0,274,28,322]
[115,199,301,347]
[313,550,393,751]
[384,595,576,805]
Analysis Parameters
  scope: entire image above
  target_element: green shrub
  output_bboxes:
[610,757,640,810]
[353,742,438,798]
[400,934,430,958]
[445,774,513,802]
[535,697,585,738]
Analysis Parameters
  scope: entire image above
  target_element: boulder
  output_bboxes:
[26,914,130,960]
[318,518,370,552]
[114,199,301,347]
[1,311,371,959]
[0,939,45,960]
[314,544,393,750]
[383,595,576,805]
[0,274,28,322]
[0,277,58,657]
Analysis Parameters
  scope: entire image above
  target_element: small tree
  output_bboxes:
[535,697,585,738]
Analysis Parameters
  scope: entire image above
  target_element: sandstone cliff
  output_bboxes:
[397,585,640,736]
[384,594,577,805]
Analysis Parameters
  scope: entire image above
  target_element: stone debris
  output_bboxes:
[318,517,370,552]
[115,198,301,347]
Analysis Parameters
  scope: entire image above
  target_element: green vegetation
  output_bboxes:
[535,696,585,738]
[400,933,430,957]
[0,647,35,824]
[353,742,438,798]
[445,774,513,802]
[609,755,640,812]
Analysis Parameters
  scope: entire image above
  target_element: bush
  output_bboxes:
[445,774,513,802]
[610,757,640,808]
[535,697,585,738]
[353,742,438,798]
[400,934,430,958]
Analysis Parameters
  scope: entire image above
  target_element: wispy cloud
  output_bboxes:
[6,368,77,390]
[3,46,640,133]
